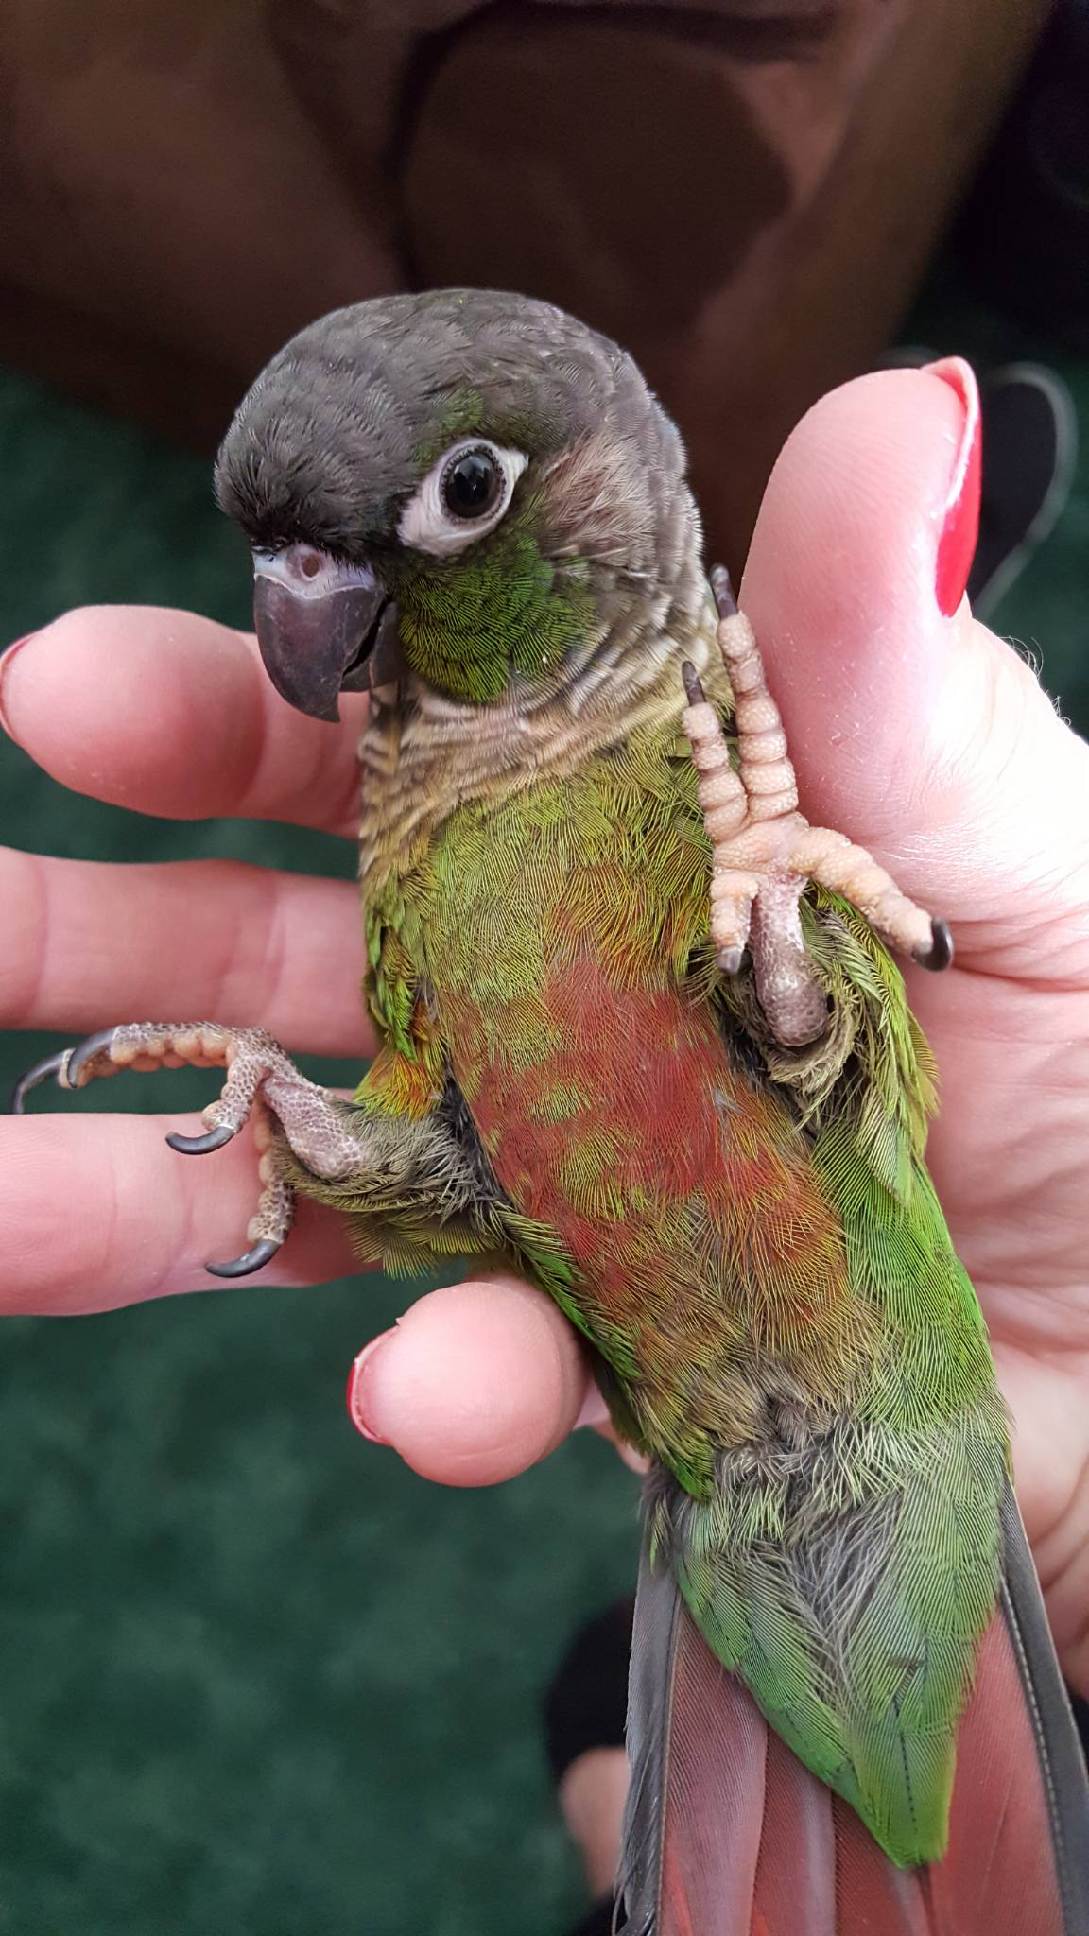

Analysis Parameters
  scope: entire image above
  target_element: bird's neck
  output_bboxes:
[357,543,721,895]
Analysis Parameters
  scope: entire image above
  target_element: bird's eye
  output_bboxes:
[441,447,502,520]
[398,437,527,558]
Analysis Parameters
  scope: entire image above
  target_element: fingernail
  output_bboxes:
[346,1331,395,1443]
[0,633,36,739]
[575,1382,611,1431]
[923,358,981,617]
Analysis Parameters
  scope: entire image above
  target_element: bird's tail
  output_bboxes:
[618,1483,1089,1936]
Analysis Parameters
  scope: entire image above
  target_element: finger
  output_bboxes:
[0,1114,358,1313]
[346,1273,595,1487]
[0,847,373,1057]
[0,606,368,837]
[740,364,1089,978]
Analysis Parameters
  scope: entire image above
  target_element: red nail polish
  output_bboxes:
[346,1333,393,1443]
[924,358,981,617]
[0,633,36,739]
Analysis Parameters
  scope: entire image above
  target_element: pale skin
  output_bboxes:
[3,350,1089,1821]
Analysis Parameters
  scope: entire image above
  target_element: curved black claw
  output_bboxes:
[10,1049,73,1115]
[10,1024,127,1114]
[914,918,955,973]
[165,1124,237,1156]
[681,660,706,707]
[710,564,738,620]
[205,1237,282,1280]
[65,1026,128,1090]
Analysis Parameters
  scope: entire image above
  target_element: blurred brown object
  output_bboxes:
[0,0,1048,565]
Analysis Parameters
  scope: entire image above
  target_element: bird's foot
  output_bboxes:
[683,568,952,1049]
[11,1022,362,1276]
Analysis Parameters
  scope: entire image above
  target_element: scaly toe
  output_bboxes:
[205,1237,283,1280]
[165,1124,238,1156]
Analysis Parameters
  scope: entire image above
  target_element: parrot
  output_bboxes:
[14,289,1089,1934]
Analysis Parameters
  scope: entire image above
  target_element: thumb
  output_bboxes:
[739,364,1089,983]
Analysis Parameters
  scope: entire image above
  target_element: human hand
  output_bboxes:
[4,362,1088,1691]
[0,603,596,1484]
[745,359,1089,1693]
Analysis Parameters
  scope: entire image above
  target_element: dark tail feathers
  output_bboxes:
[617,1483,1089,1936]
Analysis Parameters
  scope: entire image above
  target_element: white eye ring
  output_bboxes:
[398,437,528,557]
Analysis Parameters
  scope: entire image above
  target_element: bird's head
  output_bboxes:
[215,289,695,719]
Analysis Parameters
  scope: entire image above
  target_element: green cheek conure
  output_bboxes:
[17,290,1089,1935]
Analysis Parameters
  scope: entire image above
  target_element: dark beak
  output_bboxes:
[252,557,395,722]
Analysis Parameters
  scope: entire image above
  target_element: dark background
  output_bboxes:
[0,275,1087,1933]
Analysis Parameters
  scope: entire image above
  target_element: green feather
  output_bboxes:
[386,519,593,701]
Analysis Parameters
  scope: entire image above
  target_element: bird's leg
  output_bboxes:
[11,1023,368,1277]
[683,568,952,1049]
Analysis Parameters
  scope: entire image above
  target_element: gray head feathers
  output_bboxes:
[214,288,687,573]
